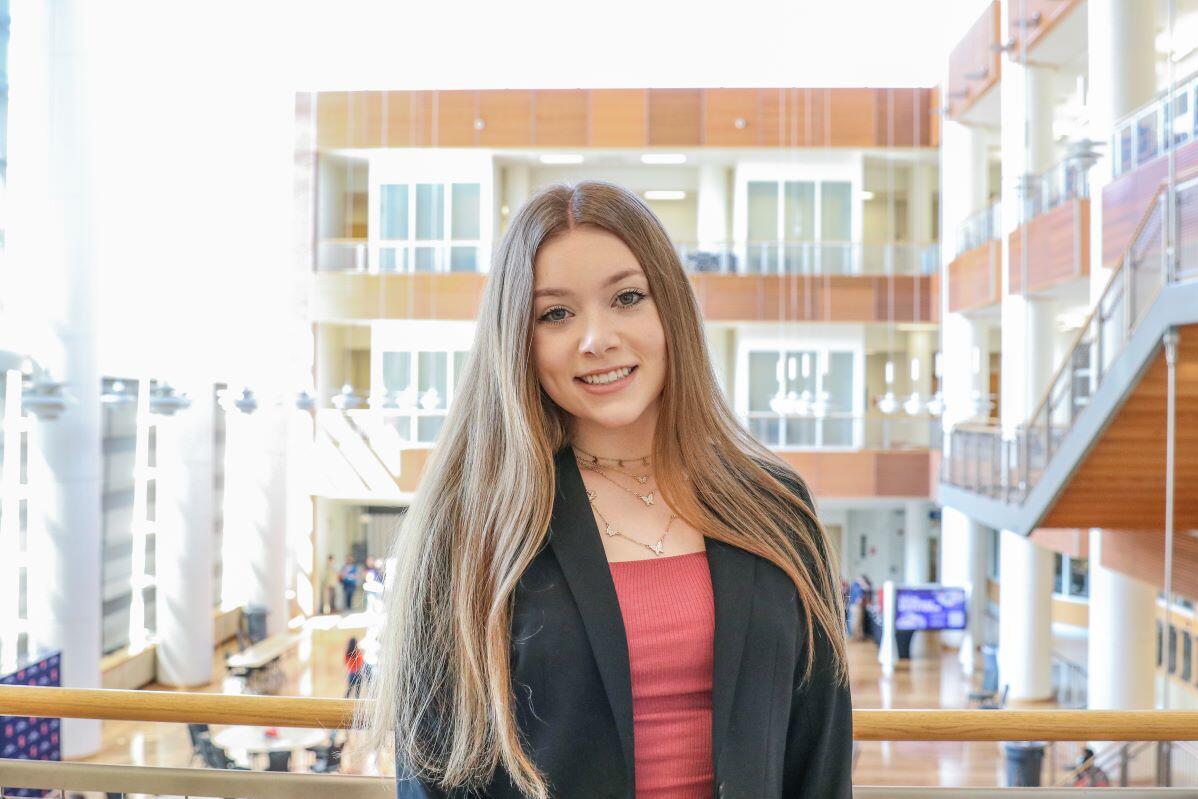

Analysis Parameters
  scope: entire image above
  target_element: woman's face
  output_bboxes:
[531,226,668,432]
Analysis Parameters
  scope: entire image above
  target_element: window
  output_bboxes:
[744,179,852,274]
[380,349,470,444]
[745,349,858,448]
[376,182,483,273]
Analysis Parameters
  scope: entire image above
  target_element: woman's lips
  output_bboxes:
[575,365,638,395]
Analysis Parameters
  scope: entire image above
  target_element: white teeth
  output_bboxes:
[580,366,633,385]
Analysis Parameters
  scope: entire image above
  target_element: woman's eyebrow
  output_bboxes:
[532,268,644,299]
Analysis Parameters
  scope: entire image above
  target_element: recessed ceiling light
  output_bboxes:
[539,154,584,165]
[641,153,687,165]
[861,190,876,201]
[644,190,686,201]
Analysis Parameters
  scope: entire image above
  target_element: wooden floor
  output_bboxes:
[74,619,1074,787]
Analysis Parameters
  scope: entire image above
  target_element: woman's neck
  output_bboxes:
[568,404,659,461]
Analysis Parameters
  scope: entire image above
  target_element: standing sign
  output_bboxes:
[879,583,969,675]
[1,651,62,798]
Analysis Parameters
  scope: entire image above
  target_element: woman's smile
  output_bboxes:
[575,364,639,394]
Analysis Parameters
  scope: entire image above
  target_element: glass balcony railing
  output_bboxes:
[1113,68,1198,179]
[942,176,1198,502]
[746,412,939,450]
[954,201,1001,258]
[675,241,940,276]
[315,240,489,273]
[1020,155,1092,224]
[314,239,941,277]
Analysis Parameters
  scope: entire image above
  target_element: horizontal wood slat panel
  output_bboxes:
[1103,138,1198,269]
[1008,0,1084,55]
[313,89,937,150]
[1008,198,1089,294]
[947,241,1000,313]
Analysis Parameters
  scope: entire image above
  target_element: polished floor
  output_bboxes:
[71,616,1084,788]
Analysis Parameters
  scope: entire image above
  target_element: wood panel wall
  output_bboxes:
[1041,325,1198,532]
[1100,528,1198,602]
[947,241,1001,313]
[947,1,1001,121]
[1008,198,1089,294]
[1103,139,1198,269]
[311,272,937,324]
[313,88,939,150]
[775,450,932,498]
[1028,527,1089,559]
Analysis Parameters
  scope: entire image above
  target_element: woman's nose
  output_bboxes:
[579,316,619,356]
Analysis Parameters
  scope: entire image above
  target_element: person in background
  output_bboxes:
[345,637,366,699]
[847,575,865,640]
[1071,747,1111,787]
[322,554,339,615]
[340,555,359,613]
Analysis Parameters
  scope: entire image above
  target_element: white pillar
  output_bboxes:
[1024,65,1056,177]
[223,401,290,636]
[154,384,215,688]
[909,163,935,246]
[939,506,989,671]
[697,164,731,251]
[904,501,930,585]
[503,163,531,234]
[287,406,317,617]
[1088,0,1158,300]
[1088,529,1156,710]
[998,529,1054,701]
[907,329,935,399]
[8,0,102,758]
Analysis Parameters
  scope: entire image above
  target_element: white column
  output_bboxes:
[222,400,290,636]
[998,529,1054,701]
[154,384,215,688]
[909,163,935,246]
[939,506,989,671]
[1088,529,1156,710]
[8,0,102,758]
[904,500,930,585]
[907,329,935,400]
[503,163,531,234]
[1088,0,1158,300]
[287,406,317,617]
[1024,65,1056,177]
[697,164,731,251]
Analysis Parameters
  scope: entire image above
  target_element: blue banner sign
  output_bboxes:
[894,586,967,631]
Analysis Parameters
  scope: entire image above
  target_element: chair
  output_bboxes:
[200,737,250,771]
[307,736,344,774]
[967,644,1000,706]
[266,750,293,772]
[980,683,1009,710]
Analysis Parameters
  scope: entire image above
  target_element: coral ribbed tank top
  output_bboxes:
[608,551,716,799]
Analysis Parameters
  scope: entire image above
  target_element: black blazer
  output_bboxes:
[397,447,853,799]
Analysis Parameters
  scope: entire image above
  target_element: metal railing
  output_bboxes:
[1112,67,1198,179]
[942,176,1198,503]
[746,412,939,451]
[955,201,1001,258]
[1050,651,1088,710]
[1021,155,1092,224]
[675,240,940,276]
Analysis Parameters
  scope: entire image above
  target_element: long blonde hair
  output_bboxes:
[358,180,845,797]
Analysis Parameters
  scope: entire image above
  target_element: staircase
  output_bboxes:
[940,177,1198,535]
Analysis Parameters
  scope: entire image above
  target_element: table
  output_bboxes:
[212,726,331,769]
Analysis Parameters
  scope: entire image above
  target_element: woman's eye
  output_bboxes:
[539,306,570,324]
[616,289,647,308]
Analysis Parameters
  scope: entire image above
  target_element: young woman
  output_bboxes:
[360,181,852,798]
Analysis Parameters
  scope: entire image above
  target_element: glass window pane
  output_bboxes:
[783,181,815,240]
[382,352,412,395]
[416,184,444,241]
[821,182,853,274]
[417,415,445,442]
[784,351,817,397]
[1053,553,1064,594]
[1069,557,1089,598]
[821,418,853,446]
[380,184,409,240]
[749,417,781,446]
[784,418,816,447]
[414,247,437,272]
[747,181,778,241]
[451,183,481,239]
[824,352,854,414]
[387,416,413,443]
[450,246,478,272]
[418,352,448,409]
[1137,110,1159,164]
[748,351,781,412]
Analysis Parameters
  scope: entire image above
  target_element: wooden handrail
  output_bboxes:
[5,686,1198,741]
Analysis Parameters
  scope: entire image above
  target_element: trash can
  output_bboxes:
[1004,741,1045,786]
[244,604,269,645]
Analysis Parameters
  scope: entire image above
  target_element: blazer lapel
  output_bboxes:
[705,535,756,781]
[547,447,636,792]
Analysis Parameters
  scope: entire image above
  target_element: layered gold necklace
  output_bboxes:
[574,447,676,557]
